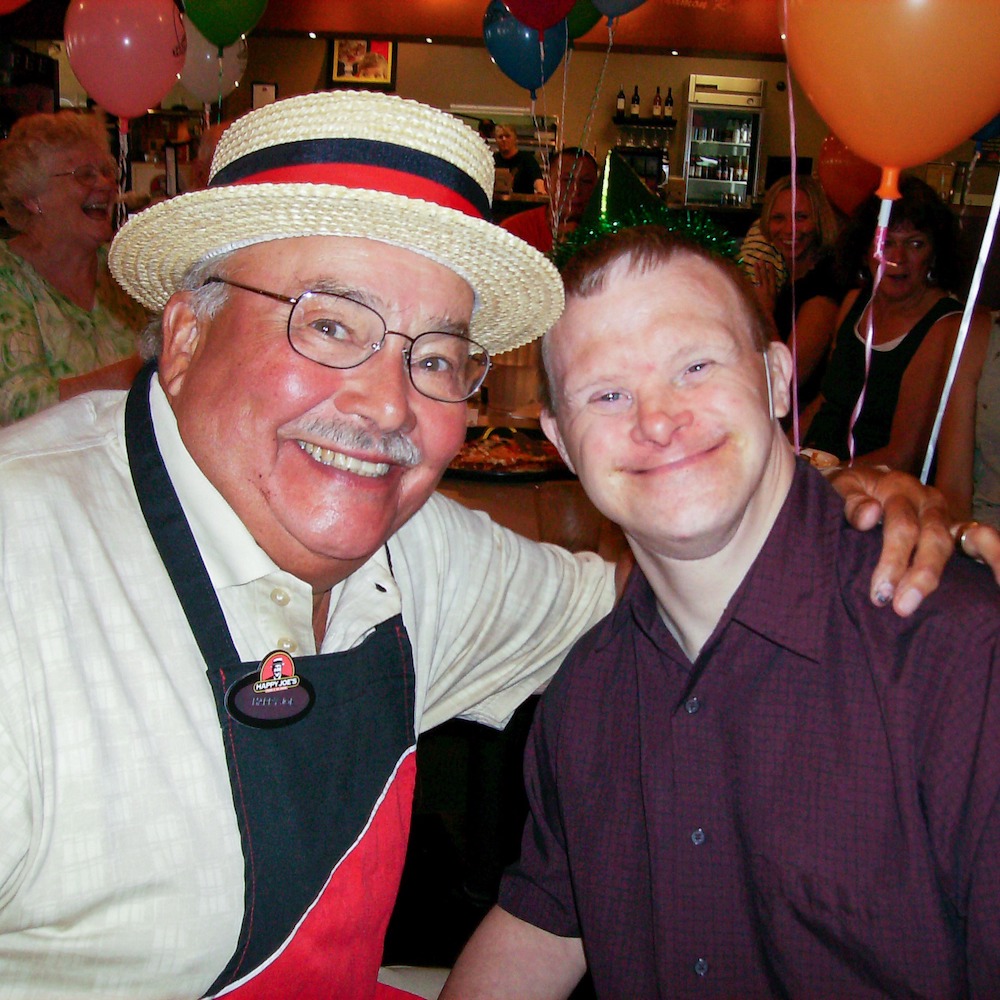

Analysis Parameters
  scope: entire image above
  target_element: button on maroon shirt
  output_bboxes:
[499,462,1000,998]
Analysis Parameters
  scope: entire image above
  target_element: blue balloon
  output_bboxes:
[593,0,646,17]
[483,0,568,98]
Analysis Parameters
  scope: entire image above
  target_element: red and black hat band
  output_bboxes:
[210,138,492,222]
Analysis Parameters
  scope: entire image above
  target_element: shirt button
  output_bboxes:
[277,637,298,653]
[694,958,709,977]
[690,827,706,846]
[270,588,291,606]
[685,696,701,715]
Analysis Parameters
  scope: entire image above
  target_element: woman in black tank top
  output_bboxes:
[803,177,966,475]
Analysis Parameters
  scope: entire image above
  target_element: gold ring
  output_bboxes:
[956,520,981,553]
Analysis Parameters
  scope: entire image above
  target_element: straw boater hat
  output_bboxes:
[109,91,564,354]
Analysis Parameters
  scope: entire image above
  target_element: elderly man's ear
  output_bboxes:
[157,293,205,398]
[765,341,793,422]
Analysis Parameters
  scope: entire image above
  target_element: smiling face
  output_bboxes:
[542,251,794,562]
[41,139,116,247]
[159,236,474,590]
[765,187,818,271]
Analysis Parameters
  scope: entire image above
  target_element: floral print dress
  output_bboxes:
[0,241,147,425]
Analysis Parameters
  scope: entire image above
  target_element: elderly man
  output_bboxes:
[444,227,1000,998]
[501,147,600,254]
[0,93,984,999]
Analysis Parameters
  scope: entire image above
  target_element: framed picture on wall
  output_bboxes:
[328,38,397,91]
[252,82,278,109]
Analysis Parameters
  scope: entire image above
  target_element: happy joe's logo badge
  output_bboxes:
[254,651,300,693]
[225,650,314,729]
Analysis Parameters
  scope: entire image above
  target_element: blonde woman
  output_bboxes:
[748,175,842,408]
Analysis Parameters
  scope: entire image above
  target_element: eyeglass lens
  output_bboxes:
[56,163,117,184]
[290,291,489,403]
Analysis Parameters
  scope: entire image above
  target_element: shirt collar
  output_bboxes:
[148,375,291,590]
[603,460,839,665]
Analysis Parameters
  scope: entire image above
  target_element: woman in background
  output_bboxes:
[744,175,842,410]
[0,110,146,425]
[803,176,969,475]
[933,310,1000,526]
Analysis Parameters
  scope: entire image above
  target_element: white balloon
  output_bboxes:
[179,18,248,104]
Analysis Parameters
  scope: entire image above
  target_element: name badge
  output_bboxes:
[225,651,315,728]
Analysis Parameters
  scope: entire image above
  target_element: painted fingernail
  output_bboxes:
[896,588,921,616]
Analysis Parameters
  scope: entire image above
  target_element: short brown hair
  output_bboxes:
[543,225,771,409]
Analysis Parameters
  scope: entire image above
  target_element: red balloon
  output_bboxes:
[785,0,1000,198]
[65,0,187,122]
[816,134,881,217]
[504,0,575,32]
[0,0,30,12]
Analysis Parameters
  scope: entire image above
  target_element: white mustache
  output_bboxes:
[294,418,422,467]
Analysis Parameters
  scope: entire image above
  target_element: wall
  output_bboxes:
[226,37,976,194]
[221,38,828,175]
[41,32,978,198]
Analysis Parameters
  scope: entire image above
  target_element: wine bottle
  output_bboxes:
[652,86,662,119]
[630,85,640,118]
[665,86,674,120]
[616,84,626,116]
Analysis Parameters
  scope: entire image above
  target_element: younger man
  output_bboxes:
[444,227,1000,998]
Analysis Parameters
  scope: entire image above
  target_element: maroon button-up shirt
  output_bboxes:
[500,461,1000,998]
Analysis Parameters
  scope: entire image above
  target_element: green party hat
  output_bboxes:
[551,150,739,268]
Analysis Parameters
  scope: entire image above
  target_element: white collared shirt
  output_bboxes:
[0,381,613,997]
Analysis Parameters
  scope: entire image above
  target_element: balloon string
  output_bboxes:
[533,37,552,185]
[216,52,224,111]
[116,119,129,231]
[919,165,1000,483]
[548,20,614,245]
[847,197,893,465]
[548,42,571,242]
[785,59,800,451]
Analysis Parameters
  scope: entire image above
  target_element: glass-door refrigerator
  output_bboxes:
[683,75,765,207]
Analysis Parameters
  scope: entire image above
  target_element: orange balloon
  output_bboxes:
[817,134,881,216]
[785,0,1000,188]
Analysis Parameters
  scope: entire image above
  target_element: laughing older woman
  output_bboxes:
[0,111,146,425]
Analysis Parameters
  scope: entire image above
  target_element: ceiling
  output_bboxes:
[1,1,786,58]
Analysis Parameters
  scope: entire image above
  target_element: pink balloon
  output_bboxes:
[65,0,187,122]
[504,0,575,32]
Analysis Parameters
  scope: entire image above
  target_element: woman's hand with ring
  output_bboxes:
[951,520,1000,584]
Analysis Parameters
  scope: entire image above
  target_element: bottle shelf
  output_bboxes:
[613,114,676,129]
[691,139,750,150]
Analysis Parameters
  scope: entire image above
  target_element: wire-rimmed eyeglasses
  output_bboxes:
[51,162,117,186]
[205,277,491,404]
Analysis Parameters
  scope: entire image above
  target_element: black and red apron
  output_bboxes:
[125,365,420,998]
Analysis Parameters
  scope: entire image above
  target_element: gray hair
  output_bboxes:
[138,252,235,360]
[0,110,112,231]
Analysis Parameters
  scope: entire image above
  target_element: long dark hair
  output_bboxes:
[835,175,960,292]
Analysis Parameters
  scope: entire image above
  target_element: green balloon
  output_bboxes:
[567,0,602,40]
[185,0,267,50]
